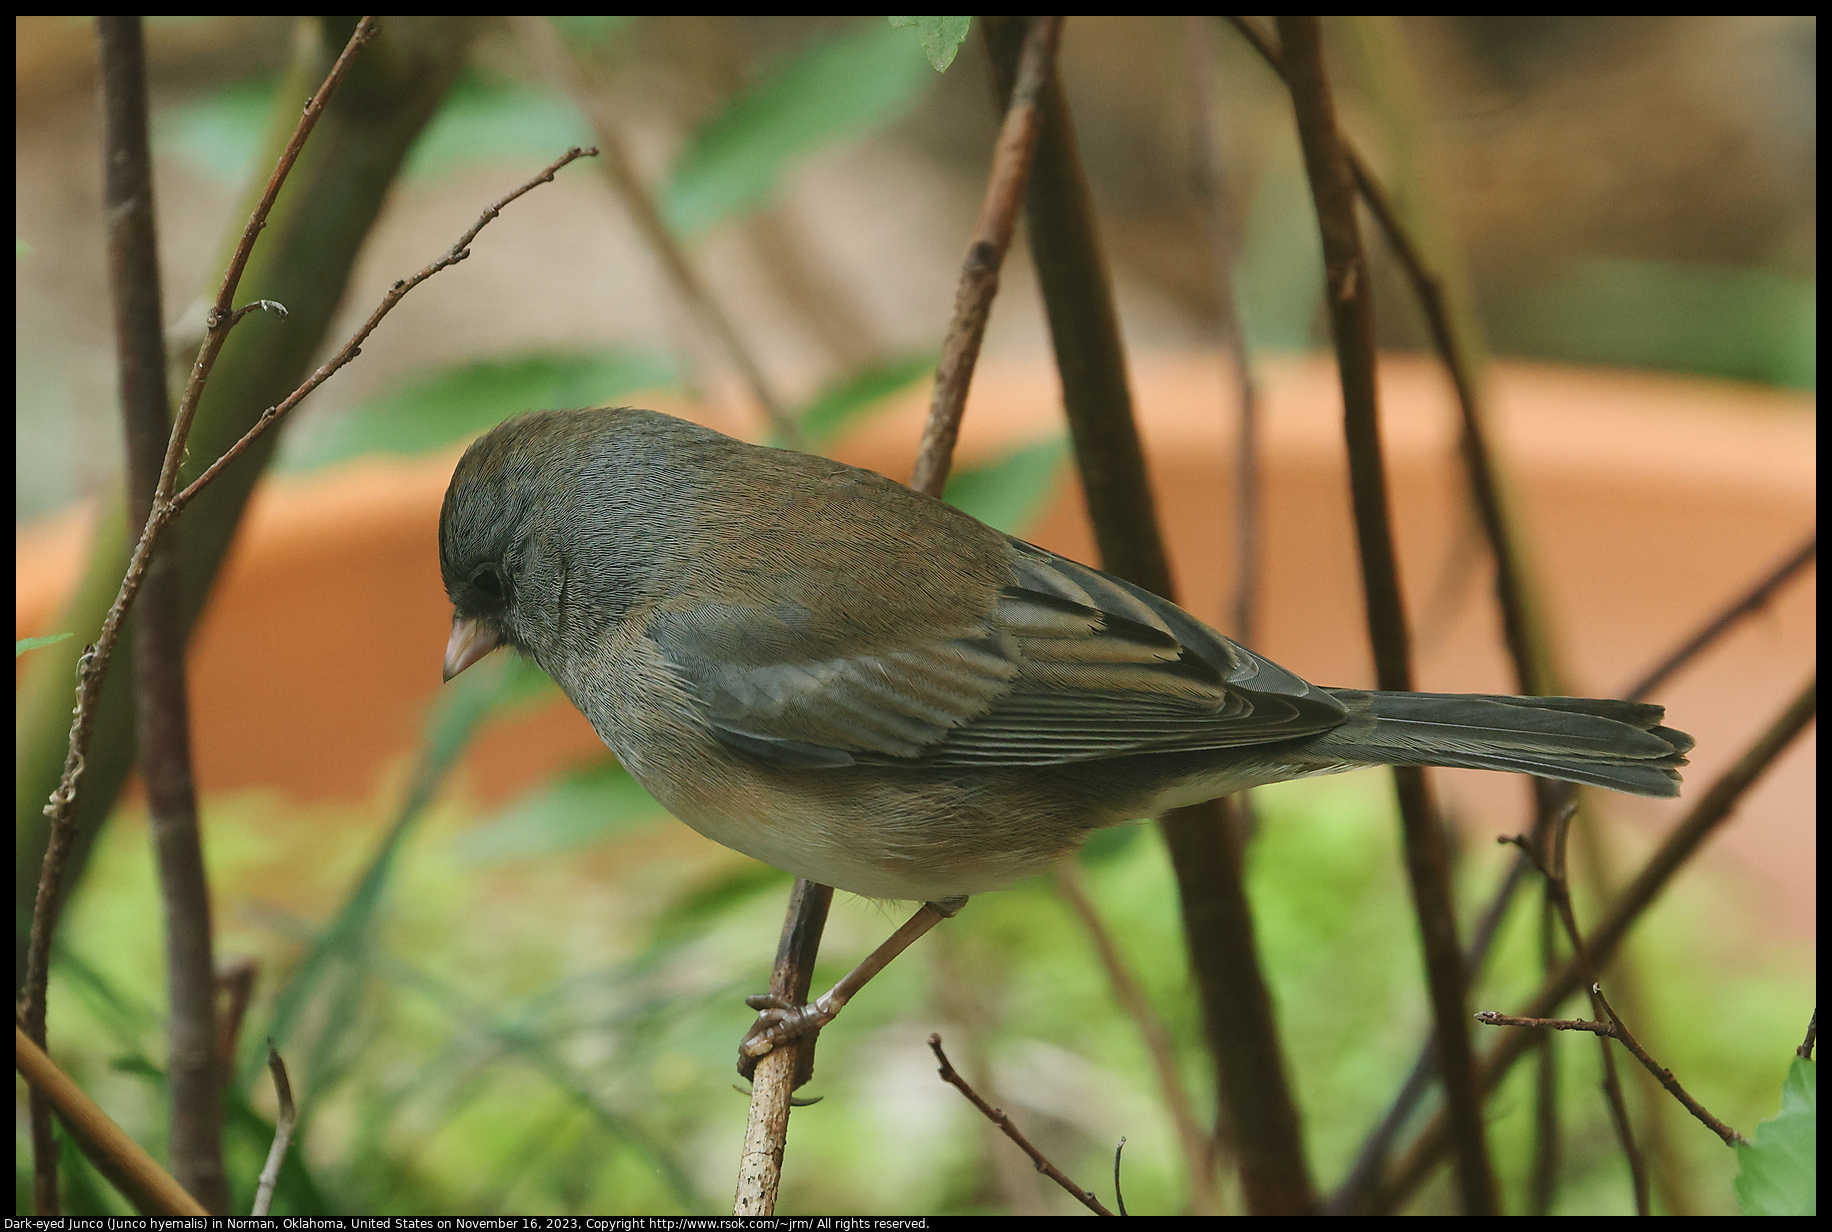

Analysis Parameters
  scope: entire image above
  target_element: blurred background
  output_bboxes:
[14,15,1816,1216]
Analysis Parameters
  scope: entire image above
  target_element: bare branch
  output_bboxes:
[910,15,1064,496]
[15,1026,208,1217]
[929,1035,1115,1215]
[251,1042,298,1216]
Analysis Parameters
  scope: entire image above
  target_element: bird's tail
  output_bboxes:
[1317,690,1694,798]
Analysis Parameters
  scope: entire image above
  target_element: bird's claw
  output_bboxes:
[736,991,841,1077]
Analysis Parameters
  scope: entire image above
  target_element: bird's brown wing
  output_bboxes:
[649,535,1347,769]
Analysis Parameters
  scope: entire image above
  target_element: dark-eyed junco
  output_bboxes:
[439,406,1691,1055]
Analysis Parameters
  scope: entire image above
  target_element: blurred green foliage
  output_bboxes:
[30,769,1810,1215]
[662,20,939,237]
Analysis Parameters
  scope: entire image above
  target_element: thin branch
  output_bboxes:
[1538,792,1649,1213]
[734,878,832,1215]
[929,1035,1114,1215]
[1479,985,1749,1149]
[1378,675,1816,1212]
[510,14,798,445]
[733,16,1063,1213]
[982,14,1316,1212]
[99,13,226,1212]
[250,1041,297,1216]
[1799,1012,1816,1061]
[1053,866,1215,1212]
[174,145,600,510]
[17,18,378,1216]
[910,14,1063,495]
[1592,985,1748,1148]
[1623,534,1816,703]
[1275,15,1495,1214]
[15,1026,208,1217]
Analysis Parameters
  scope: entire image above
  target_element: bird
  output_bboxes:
[438,405,1692,1061]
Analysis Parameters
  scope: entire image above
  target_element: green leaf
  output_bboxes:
[888,16,972,72]
[793,352,935,448]
[942,437,1069,534]
[276,349,678,471]
[460,758,667,863]
[159,76,277,183]
[1736,1056,1816,1215]
[16,632,73,657]
[663,20,936,236]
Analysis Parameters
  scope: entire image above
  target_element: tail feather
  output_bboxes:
[1317,690,1692,798]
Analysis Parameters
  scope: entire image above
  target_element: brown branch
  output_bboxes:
[1377,675,1816,1211]
[1593,985,1747,1148]
[1478,986,1748,1149]
[1537,794,1649,1212]
[1053,866,1216,1212]
[1275,15,1495,1214]
[1799,1012,1816,1061]
[17,18,379,1216]
[982,15,1316,1213]
[15,1026,208,1217]
[910,15,1063,496]
[98,13,227,1212]
[1623,534,1816,703]
[251,1041,298,1216]
[174,145,599,510]
[734,878,832,1215]
[929,1034,1115,1215]
[509,14,798,445]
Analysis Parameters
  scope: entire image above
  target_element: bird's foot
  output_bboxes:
[736,990,844,1079]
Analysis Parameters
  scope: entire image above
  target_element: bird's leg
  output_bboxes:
[739,896,967,1073]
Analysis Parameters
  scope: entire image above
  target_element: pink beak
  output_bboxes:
[443,615,501,681]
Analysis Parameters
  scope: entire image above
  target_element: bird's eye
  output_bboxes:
[471,565,506,602]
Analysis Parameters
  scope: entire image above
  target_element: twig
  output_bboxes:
[1593,985,1748,1148]
[17,18,379,1216]
[1053,866,1215,1211]
[251,1041,297,1216]
[1623,534,1816,703]
[1538,793,1649,1213]
[910,15,1063,495]
[509,14,798,445]
[1377,675,1816,1212]
[215,959,259,1080]
[982,15,1317,1213]
[1799,1012,1816,1061]
[734,878,832,1215]
[1276,15,1495,1214]
[1113,1137,1129,1217]
[174,145,599,508]
[929,1035,1114,1215]
[1478,986,1749,1148]
[15,1026,207,1217]
[99,13,227,1212]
